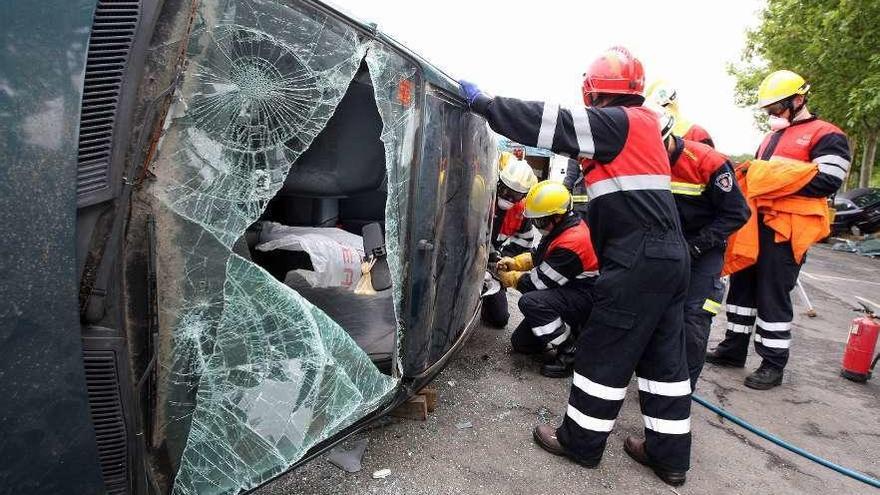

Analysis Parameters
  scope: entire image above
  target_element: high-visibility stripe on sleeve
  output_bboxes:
[703,299,722,314]
[508,236,533,248]
[576,270,600,278]
[726,304,757,316]
[813,154,851,170]
[567,404,616,432]
[586,174,671,199]
[670,181,705,196]
[817,163,848,180]
[569,106,596,158]
[637,378,691,397]
[573,372,628,401]
[532,317,563,336]
[727,322,752,334]
[756,317,791,332]
[536,103,559,149]
[529,269,547,290]
[643,415,691,435]
[539,262,568,285]
[755,334,791,349]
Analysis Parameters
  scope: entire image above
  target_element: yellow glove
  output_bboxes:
[498,270,524,289]
[497,252,533,272]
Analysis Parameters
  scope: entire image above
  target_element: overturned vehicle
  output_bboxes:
[1,1,497,494]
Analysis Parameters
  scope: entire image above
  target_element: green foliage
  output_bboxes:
[729,0,880,185]
[728,153,756,166]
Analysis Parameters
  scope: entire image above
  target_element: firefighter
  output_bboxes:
[460,46,692,486]
[658,112,750,388]
[496,181,598,378]
[706,70,851,390]
[647,80,715,147]
[482,157,539,328]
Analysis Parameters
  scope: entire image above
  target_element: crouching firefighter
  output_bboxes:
[659,112,750,388]
[496,181,598,378]
[460,46,693,485]
[481,157,539,328]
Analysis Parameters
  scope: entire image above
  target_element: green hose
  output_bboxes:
[692,394,880,489]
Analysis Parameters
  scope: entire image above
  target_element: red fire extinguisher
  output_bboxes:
[841,304,880,382]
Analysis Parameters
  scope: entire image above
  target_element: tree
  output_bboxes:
[729,0,880,188]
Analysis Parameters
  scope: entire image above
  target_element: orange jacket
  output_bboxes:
[723,160,830,275]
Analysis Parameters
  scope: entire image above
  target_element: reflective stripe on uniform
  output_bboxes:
[576,270,600,279]
[643,415,691,435]
[702,299,722,314]
[756,317,791,332]
[529,269,547,290]
[571,194,589,203]
[570,106,596,158]
[670,181,705,196]
[532,317,563,336]
[567,404,616,432]
[536,103,559,149]
[727,322,752,334]
[637,377,691,397]
[586,174,671,200]
[539,262,568,284]
[547,324,572,347]
[813,154,851,170]
[573,372,628,401]
[726,304,757,316]
[755,334,791,349]
[817,163,848,180]
[508,236,532,247]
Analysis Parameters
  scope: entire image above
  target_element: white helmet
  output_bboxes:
[647,80,677,108]
[659,110,675,141]
[499,158,538,193]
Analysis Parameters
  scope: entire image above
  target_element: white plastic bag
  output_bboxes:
[255,222,364,290]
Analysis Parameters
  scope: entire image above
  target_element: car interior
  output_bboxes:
[234,62,397,373]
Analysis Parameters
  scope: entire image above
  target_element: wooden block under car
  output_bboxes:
[391,395,428,421]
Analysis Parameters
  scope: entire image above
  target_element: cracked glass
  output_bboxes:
[142,1,421,493]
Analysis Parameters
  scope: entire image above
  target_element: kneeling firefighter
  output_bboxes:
[482,157,540,328]
[659,112,750,388]
[496,181,598,378]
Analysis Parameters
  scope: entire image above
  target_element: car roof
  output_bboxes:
[838,187,879,200]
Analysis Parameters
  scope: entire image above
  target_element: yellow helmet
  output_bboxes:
[523,180,571,218]
[498,151,514,171]
[757,70,810,107]
[499,158,538,194]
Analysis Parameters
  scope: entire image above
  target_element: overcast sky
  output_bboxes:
[328,0,767,155]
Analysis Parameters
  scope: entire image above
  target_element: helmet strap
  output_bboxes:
[785,95,808,123]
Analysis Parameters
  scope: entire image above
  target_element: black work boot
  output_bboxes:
[744,363,783,390]
[623,436,686,487]
[704,349,746,368]
[540,340,577,378]
[532,425,599,468]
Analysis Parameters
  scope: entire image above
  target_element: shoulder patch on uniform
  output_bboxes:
[715,171,733,192]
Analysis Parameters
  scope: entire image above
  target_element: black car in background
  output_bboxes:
[832,188,880,235]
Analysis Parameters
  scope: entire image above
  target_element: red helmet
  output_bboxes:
[582,46,645,105]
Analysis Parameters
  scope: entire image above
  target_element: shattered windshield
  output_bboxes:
[141,1,421,493]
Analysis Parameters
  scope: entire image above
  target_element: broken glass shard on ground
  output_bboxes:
[140,1,423,494]
[326,438,369,473]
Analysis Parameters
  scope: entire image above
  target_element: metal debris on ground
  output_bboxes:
[830,236,880,257]
[455,421,473,429]
[371,468,392,479]
[326,438,369,473]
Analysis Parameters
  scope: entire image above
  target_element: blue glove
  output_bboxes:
[459,80,484,107]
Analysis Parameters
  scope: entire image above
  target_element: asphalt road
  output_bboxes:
[257,245,879,495]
